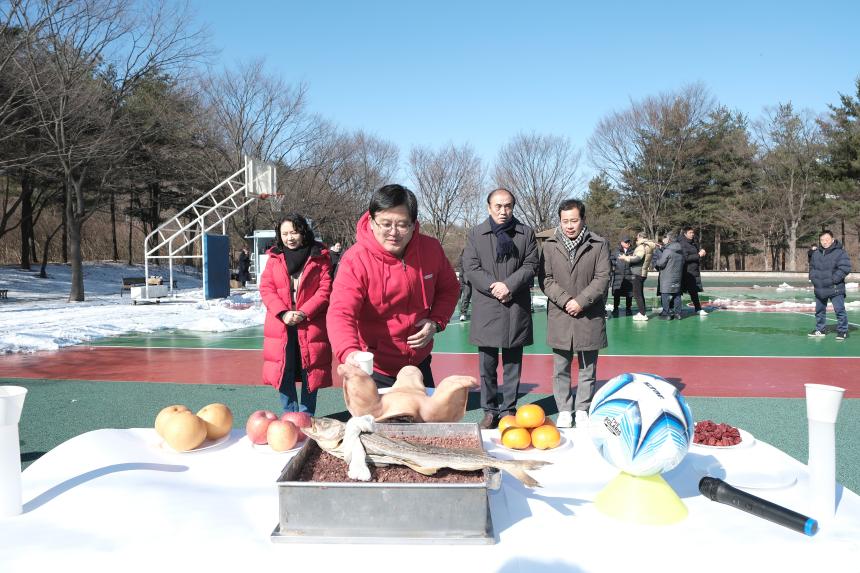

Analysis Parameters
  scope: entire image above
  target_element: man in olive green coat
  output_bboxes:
[538,199,610,428]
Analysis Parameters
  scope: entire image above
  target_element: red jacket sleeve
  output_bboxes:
[427,240,460,330]
[297,254,332,319]
[259,257,289,317]
[326,251,366,363]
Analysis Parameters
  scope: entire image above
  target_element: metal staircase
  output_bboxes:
[142,157,276,298]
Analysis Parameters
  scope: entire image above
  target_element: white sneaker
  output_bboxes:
[632,313,649,321]
[575,410,589,428]
[556,411,573,428]
[459,314,467,321]
[698,309,708,316]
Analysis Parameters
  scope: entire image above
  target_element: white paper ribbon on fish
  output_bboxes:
[342,414,375,481]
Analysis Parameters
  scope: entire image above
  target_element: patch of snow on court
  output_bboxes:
[0,262,265,353]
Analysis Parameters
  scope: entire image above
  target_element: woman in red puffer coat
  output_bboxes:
[260,213,332,414]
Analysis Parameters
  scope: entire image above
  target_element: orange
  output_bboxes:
[497,415,519,434]
[531,424,561,450]
[515,404,546,429]
[501,427,531,450]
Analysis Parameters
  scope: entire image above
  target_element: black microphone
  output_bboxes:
[698,477,818,536]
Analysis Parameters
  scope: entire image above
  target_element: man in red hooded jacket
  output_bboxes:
[327,184,460,388]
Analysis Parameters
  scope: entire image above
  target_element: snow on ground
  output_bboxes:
[710,297,860,311]
[0,262,264,353]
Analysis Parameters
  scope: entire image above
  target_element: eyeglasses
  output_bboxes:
[372,219,413,233]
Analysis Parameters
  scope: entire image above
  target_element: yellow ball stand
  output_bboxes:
[594,471,688,525]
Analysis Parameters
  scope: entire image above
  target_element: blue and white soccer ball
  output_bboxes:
[588,373,694,477]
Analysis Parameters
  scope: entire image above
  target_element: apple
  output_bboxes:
[267,420,299,451]
[155,405,191,437]
[280,411,312,440]
[161,411,207,451]
[245,410,278,445]
[197,403,234,440]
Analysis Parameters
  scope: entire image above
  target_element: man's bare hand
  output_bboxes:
[564,298,582,316]
[407,319,436,348]
[490,281,511,301]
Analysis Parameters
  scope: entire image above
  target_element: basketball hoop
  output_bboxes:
[267,194,284,212]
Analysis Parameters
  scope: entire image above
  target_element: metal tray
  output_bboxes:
[271,422,497,544]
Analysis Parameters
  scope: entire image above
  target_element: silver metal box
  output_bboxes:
[271,422,497,544]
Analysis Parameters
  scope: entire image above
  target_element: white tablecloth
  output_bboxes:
[2,427,859,572]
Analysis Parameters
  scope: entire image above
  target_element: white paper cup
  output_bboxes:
[0,386,27,518]
[805,384,845,423]
[353,352,374,376]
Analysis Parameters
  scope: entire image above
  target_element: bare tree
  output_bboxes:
[279,127,399,244]
[17,0,208,301]
[754,103,824,271]
[200,58,323,238]
[409,143,483,245]
[493,132,582,231]
[589,83,714,237]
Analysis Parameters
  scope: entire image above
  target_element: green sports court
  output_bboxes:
[3,276,859,491]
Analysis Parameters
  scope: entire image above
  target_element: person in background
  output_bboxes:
[458,249,472,321]
[237,247,251,287]
[327,184,460,388]
[538,199,610,428]
[619,231,657,321]
[329,241,343,277]
[679,225,708,316]
[808,230,852,340]
[609,237,634,316]
[652,233,685,320]
[463,188,538,429]
[259,214,333,414]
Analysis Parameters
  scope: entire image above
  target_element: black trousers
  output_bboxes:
[683,275,702,311]
[632,275,647,314]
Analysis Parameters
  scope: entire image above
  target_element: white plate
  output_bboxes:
[157,433,230,453]
[691,428,756,450]
[488,433,572,453]
[239,435,305,454]
[699,460,798,490]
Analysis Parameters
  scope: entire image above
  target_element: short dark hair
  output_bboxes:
[558,198,586,218]
[487,188,516,208]
[682,225,694,233]
[369,184,418,222]
[820,230,834,239]
[275,213,315,250]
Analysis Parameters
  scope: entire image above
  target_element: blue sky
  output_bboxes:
[191,0,860,184]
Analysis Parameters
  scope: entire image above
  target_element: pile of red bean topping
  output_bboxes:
[693,420,742,446]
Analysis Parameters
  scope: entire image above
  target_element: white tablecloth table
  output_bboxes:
[2,427,859,572]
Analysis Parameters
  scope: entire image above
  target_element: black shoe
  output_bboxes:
[808,329,826,338]
[479,412,498,430]
[626,308,633,316]
[611,310,619,317]
[836,332,848,341]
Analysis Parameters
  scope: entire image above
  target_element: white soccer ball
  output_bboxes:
[588,373,693,477]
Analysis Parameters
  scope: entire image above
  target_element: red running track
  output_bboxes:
[2,347,858,399]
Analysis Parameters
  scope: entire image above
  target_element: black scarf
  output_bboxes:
[282,244,312,278]
[489,216,519,261]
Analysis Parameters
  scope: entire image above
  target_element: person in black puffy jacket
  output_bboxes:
[652,233,685,320]
[808,230,852,340]
[678,226,706,315]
